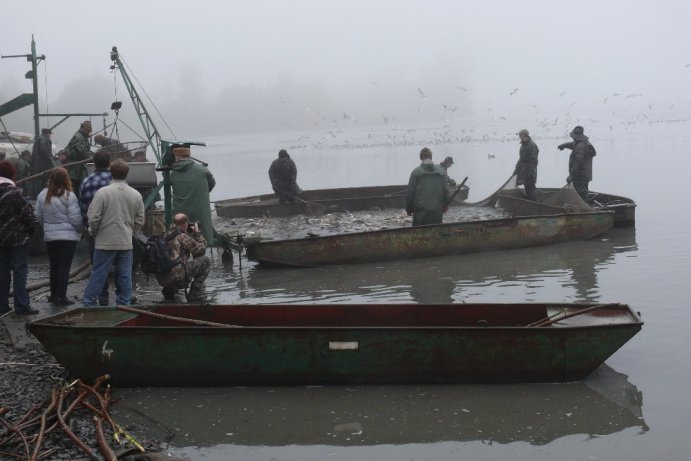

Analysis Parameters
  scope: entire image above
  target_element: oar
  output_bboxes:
[276,188,326,215]
[116,305,240,328]
[445,176,468,207]
[529,303,621,327]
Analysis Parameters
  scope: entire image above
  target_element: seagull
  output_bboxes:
[442,104,457,112]
[417,87,428,98]
[559,91,567,97]
[457,86,467,92]
[509,88,519,96]
[488,153,496,159]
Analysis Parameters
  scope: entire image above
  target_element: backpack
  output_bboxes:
[141,230,181,277]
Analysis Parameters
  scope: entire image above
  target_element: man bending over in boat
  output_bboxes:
[268,149,301,204]
[406,147,450,226]
[157,213,211,303]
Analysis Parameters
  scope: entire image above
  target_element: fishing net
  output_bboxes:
[465,176,593,212]
[464,174,518,207]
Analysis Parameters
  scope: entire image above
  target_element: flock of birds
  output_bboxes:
[274,82,691,153]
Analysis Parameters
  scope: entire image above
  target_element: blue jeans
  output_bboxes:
[0,244,31,312]
[83,249,133,306]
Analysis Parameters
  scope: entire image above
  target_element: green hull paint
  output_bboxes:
[28,303,642,387]
[246,212,614,267]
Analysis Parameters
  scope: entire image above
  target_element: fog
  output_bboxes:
[2,0,691,146]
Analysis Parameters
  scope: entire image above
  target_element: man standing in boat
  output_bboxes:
[29,128,56,197]
[558,126,596,201]
[64,121,94,199]
[268,149,301,204]
[513,129,539,201]
[440,156,457,187]
[406,147,449,226]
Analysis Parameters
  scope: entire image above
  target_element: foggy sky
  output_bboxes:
[2,0,691,144]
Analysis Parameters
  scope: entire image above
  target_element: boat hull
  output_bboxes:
[215,184,469,218]
[27,303,642,387]
[245,212,614,267]
[497,188,636,227]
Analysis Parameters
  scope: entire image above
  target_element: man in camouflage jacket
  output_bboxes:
[156,213,211,302]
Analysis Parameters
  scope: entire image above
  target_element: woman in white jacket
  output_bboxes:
[35,167,83,306]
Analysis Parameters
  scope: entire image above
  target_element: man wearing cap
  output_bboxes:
[514,129,539,201]
[170,146,216,244]
[558,126,597,200]
[406,147,450,226]
[65,121,94,199]
[268,149,300,204]
[94,134,130,162]
[29,128,56,197]
[439,156,457,187]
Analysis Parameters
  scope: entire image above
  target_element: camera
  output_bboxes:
[188,221,200,233]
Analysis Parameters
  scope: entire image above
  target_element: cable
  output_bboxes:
[120,55,177,139]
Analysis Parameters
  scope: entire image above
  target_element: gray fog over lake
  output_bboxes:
[106,119,689,460]
[3,1,691,459]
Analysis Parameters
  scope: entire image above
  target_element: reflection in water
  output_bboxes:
[112,364,646,449]
[209,227,637,304]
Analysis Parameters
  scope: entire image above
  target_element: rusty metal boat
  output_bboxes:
[27,302,642,387]
[244,211,614,267]
[497,188,636,227]
[215,184,470,218]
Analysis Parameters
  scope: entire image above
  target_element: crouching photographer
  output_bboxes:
[157,213,211,302]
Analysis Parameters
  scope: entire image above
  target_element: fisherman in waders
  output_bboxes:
[406,147,450,226]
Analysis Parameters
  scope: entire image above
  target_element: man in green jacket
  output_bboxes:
[170,146,216,244]
[406,147,450,226]
[64,121,93,198]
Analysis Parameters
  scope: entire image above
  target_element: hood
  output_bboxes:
[172,159,195,172]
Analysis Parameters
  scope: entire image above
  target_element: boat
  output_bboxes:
[27,302,642,387]
[215,184,470,218]
[0,131,33,158]
[496,187,636,227]
[244,211,614,267]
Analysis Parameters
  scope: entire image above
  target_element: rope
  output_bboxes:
[121,56,176,139]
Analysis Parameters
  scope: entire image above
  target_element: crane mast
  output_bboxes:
[109,47,162,164]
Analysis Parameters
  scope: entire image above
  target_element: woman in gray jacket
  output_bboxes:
[35,167,83,306]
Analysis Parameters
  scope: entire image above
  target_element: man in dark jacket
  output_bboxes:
[558,126,596,200]
[0,160,39,315]
[268,149,300,204]
[514,129,539,201]
[406,147,450,226]
[29,128,55,197]
[65,121,93,198]
[94,134,130,161]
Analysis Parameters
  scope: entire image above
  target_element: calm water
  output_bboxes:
[111,120,691,460]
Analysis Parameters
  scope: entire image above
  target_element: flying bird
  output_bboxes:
[417,87,428,98]
[509,88,519,96]
[559,91,567,97]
